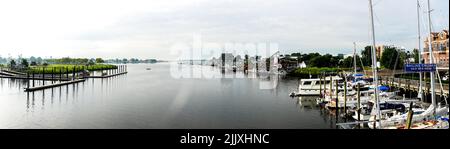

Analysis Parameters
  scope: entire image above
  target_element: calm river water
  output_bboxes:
[0,63,341,128]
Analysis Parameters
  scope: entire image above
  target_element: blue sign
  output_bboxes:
[404,64,436,72]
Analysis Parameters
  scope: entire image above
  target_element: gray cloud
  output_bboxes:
[5,0,447,59]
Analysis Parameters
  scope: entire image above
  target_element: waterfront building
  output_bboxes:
[375,45,385,59]
[422,30,449,70]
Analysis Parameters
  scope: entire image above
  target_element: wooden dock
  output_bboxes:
[0,75,71,81]
[380,76,449,96]
[1,69,27,75]
[25,79,86,92]
[83,72,128,78]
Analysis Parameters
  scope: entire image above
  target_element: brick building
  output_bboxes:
[422,30,449,70]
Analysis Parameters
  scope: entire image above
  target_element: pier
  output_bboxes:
[380,76,449,97]
[24,79,86,92]
[1,65,129,92]
[84,72,128,78]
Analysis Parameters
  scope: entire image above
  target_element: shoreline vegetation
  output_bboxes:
[27,64,117,74]
[0,57,161,74]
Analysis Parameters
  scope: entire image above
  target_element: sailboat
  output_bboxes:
[368,0,449,129]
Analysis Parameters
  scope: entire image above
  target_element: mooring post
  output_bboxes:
[373,115,377,129]
[335,80,339,115]
[344,74,347,116]
[72,66,76,80]
[405,102,414,129]
[319,74,322,98]
[51,67,54,84]
[357,84,361,122]
[32,72,35,87]
[59,67,62,82]
[324,73,327,95]
[66,67,69,80]
[27,72,30,89]
[329,76,332,100]
[42,67,45,85]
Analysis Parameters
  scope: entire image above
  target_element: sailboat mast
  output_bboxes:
[368,0,382,128]
[417,0,423,99]
[426,0,436,112]
[353,42,357,74]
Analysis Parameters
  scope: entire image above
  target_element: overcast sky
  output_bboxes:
[0,0,448,60]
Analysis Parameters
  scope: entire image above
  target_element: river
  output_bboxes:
[0,63,342,129]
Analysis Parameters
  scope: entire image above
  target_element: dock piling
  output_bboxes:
[27,73,30,89]
[357,84,361,123]
[42,67,45,85]
[59,68,62,82]
[32,72,35,87]
[405,102,414,129]
[343,74,347,116]
[72,66,75,80]
[335,80,339,116]
[319,74,322,98]
[51,67,54,83]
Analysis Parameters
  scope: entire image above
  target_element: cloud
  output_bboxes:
[0,0,448,59]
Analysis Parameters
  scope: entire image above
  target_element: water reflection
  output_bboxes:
[2,64,342,129]
[22,74,127,113]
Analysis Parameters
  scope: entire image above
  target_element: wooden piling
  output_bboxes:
[343,74,347,116]
[335,80,339,112]
[329,76,332,100]
[27,73,30,89]
[373,115,377,129]
[42,67,45,85]
[32,72,35,87]
[357,84,361,122]
[51,67,54,83]
[72,66,75,80]
[319,74,322,98]
[59,67,62,82]
[324,73,327,95]
[405,102,414,129]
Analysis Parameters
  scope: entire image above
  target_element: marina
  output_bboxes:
[0,0,447,130]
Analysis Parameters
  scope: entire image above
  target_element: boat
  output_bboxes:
[146,68,151,70]
[298,76,349,96]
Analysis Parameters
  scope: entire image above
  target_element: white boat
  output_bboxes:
[369,104,448,129]
[298,76,348,96]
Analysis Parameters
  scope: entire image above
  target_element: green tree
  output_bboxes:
[340,56,354,68]
[95,58,105,63]
[380,46,405,70]
[361,46,372,66]
[8,60,16,69]
[412,48,420,63]
[21,59,29,68]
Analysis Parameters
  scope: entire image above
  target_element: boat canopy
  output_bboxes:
[378,86,389,91]
[353,73,364,77]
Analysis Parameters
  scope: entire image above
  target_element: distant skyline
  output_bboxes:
[0,0,448,60]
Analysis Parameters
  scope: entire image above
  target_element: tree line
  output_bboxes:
[287,45,415,70]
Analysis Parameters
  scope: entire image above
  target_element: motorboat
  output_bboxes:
[298,76,349,96]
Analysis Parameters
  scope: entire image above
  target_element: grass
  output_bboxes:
[25,64,117,74]
[288,67,351,78]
